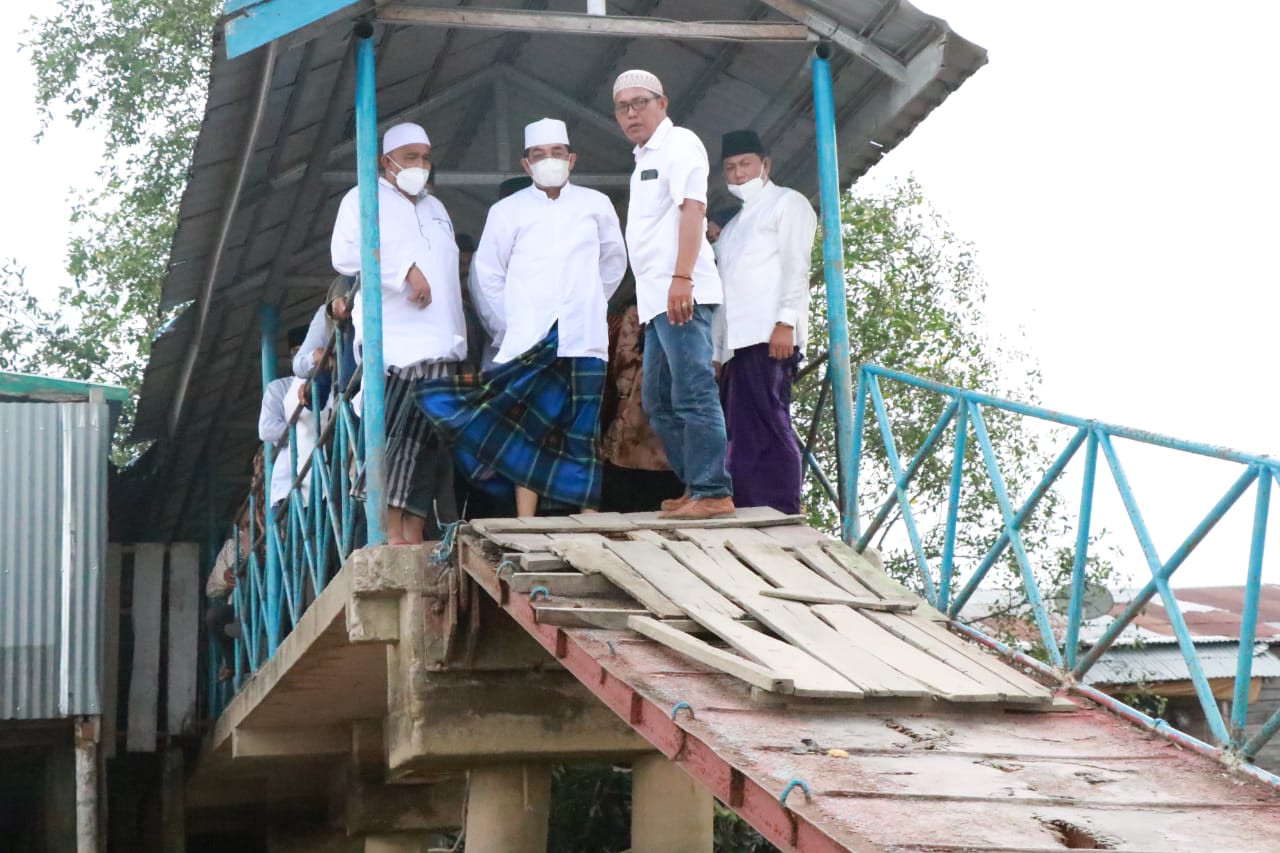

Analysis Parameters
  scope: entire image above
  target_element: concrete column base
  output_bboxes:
[463,764,552,853]
[631,755,713,853]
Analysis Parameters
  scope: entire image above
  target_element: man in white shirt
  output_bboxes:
[614,69,735,520]
[330,122,465,544]
[419,118,627,516]
[714,129,818,514]
[258,326,316,511]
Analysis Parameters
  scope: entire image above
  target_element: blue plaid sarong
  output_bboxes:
[415,326,606,510]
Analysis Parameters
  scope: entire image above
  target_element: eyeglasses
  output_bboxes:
[614,95,659,116]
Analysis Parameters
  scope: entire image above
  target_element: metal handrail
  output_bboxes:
[842,363,1280,785]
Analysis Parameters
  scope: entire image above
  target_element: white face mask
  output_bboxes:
[726,175,766,203]
[390,158,430,195]
[529,157,571,189]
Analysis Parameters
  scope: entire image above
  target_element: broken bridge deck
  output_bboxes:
[458,510,1280,852]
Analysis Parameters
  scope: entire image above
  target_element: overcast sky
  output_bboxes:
[3,1,1278,589]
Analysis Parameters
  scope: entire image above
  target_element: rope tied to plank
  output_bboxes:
[671,701,696,721]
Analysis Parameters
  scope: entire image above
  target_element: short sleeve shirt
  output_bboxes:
[624,118,723,324]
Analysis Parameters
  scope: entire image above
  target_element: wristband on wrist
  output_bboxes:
[672,273,693,281]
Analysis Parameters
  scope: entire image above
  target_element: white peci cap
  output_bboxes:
[524,117,570,149]
[382,122,431,154]
[612,69,664,98]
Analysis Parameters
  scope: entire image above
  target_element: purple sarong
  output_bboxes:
[719,343,802,514]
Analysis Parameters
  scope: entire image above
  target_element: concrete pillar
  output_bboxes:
[630,755,713,853]
[73,719,99,853]
[463,764,552,853]
[364,833,449,853]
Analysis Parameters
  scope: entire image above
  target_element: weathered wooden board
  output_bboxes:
[668,541,928,697]
[628,616,794,694]
[692,610,863,699]
[479,531,554,552]
[804,542,947,622]
[550,538,684,618]
[863,610,1052,702]
[517,552,568,571]
[102,544,122,759]
[663,538,770,603]
[728,540,845,597]
[606,539,745,620]
[474,507,801,534]
[166,543,200,735]
[508,572,618,597]
[126,544,165,753]
[812,605,1000,702]
[761,588,917,611]
[534,606,649,630]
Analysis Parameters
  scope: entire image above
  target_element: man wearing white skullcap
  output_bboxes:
[330,121,466,544]
[418,117,627,517]
[613,69,734,521]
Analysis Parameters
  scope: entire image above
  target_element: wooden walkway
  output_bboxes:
[469,508,1053,706]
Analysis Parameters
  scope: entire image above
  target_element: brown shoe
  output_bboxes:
[662,496,736,521]
[660,493,691,512]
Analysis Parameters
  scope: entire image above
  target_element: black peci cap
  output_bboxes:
[720,129,765,161]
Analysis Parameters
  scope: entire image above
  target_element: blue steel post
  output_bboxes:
[355,23,388,545]
[812,45,858,544]
[1232,470,1271,737]
[258,303,284,655]
[1065,430,1098,668]
[938,397,968,612]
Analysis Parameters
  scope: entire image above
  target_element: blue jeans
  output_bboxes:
[642,306,732,499]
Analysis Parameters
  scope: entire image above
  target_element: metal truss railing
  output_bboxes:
[830,363,1280,787]
[208,318,366,717]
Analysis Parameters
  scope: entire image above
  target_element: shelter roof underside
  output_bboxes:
[130,0,985,540]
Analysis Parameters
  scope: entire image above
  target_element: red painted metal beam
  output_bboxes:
[459,536,863,853]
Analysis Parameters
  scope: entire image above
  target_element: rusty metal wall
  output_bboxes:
[0,399,109,719]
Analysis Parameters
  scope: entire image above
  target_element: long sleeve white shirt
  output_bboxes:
[713,180,817,362]
[473,183,627,364]
[292,305,329,378]
[330,177,467,369]
[258,376,315,507]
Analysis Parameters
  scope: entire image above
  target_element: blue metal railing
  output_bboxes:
[831,363,1280,784]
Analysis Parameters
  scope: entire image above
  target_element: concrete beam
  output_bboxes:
[387,671,648,775]
[233,725,351,759]
[377,5,813,43]
[331,765,464,836]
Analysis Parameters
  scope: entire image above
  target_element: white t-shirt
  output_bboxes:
[624,118,722,324]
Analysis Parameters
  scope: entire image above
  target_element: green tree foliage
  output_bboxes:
[2,0,220,451]
[795,178,1120,621]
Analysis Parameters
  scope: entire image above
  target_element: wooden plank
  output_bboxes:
[126,543,165,753]
[605,539,745,620]
[727,540,845,597]
[102,544,122,759]
[863,611,1052,702]
[507,572,618,597]
[665,541,926,697]
[534,605,649,630]
[480,531,554,552]
[793,544,880,597]
[672,526,778,550]
[549,538,684,618]
[626,529,670,546]
[636,507,807,530]
[663,539,770,605]
[812,605,1000,702]
[820,539,923,602]
[569,512,635,530]
[166,543,200,735]
[518,552,568,571]
[628,616,794,694]
[692,611,863,699]
[763,524,833,548]
[761,588,917,611]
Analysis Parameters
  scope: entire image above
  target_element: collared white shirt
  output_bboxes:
[713,180,817,361]
[259,376,316,507]
[331,177,467,369]
[625,117,722,324]
[473,182,627,364]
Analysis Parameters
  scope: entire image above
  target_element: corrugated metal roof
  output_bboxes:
[0,398,109,719]
[126,0,987,541]
[1084,642,1280,687]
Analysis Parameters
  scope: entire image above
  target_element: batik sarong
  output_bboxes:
[416,326,606,510]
